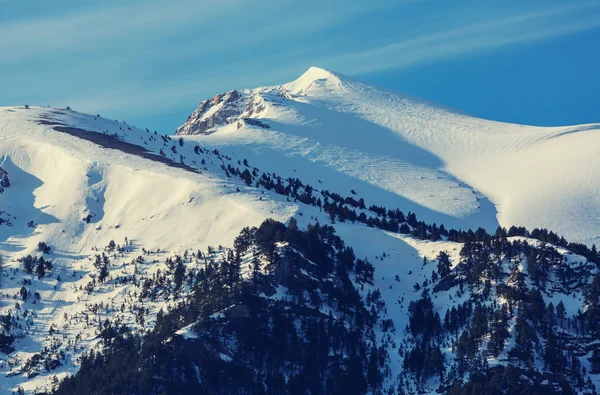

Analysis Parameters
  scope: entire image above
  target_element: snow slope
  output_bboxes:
[0,105,449,392]
[0,106,295,258]
[177,67,600,246]
[0,106,299,392]
[0,105,459,392]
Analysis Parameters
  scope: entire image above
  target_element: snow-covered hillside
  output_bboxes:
[0,106,296,257]
[177,67,600,246]
[0,106,300,392]
[0,104,476,393]
[0,104,484,392]
[0,67,599,394]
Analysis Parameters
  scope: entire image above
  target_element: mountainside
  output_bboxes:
[0,106,297,393]
[177,67,600,247]
[0,67,599,394]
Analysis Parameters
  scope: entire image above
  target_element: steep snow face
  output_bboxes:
[177,67,600,245]
[0,106,296,259]
[283,66,347,96]
[0,106,303,393]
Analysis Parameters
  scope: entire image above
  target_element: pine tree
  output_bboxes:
[285,217,300,245]
[36,260,46,279]
[22,255,36,274]
[367,346,381,389]
[470,304,488,340]
[487,305,509,357]
[19,286,28,301]
[546,302,555,329]
[241,169,253,186]
[556,301,566,333]
[437,251,451,278]
[98,265,109,283]
[585,274,600,335]
[509,302,537,368]
[252,248,261,282]
[173,261,186,291]
[590,349,600,374]
[544,329,564,373]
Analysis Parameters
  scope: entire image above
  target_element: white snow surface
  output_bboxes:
[180,66,600,246]
[0,106,296,257]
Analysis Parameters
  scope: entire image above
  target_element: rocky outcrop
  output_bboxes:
[175,90,272,135]
[176,90,245,135]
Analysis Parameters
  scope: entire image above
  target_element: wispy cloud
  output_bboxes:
[0,0,394,64]
[0,0,247,63]
[320,2,600,74]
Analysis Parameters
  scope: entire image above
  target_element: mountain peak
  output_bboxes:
[299,66,340,81]
[284,66,346,95]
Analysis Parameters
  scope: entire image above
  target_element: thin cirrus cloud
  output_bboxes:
[1,0,599,122]
[0,0,249,63]
[0,0,399,110]
[0,0,394,64]
[321,2,600,74]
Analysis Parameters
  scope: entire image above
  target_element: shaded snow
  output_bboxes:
[180,66,600,246]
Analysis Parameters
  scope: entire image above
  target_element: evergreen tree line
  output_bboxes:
[399,233,600,394]
[218,153,600,268]
[54,219,387,395]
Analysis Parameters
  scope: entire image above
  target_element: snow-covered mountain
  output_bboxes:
[177,67,600,246]
[0,105,301,392]
[0,67,599,394]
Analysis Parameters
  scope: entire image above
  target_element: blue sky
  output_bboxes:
[1,0,599,132]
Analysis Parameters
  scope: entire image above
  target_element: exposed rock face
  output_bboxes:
[175,90,271,135]
[176,90,244,135]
